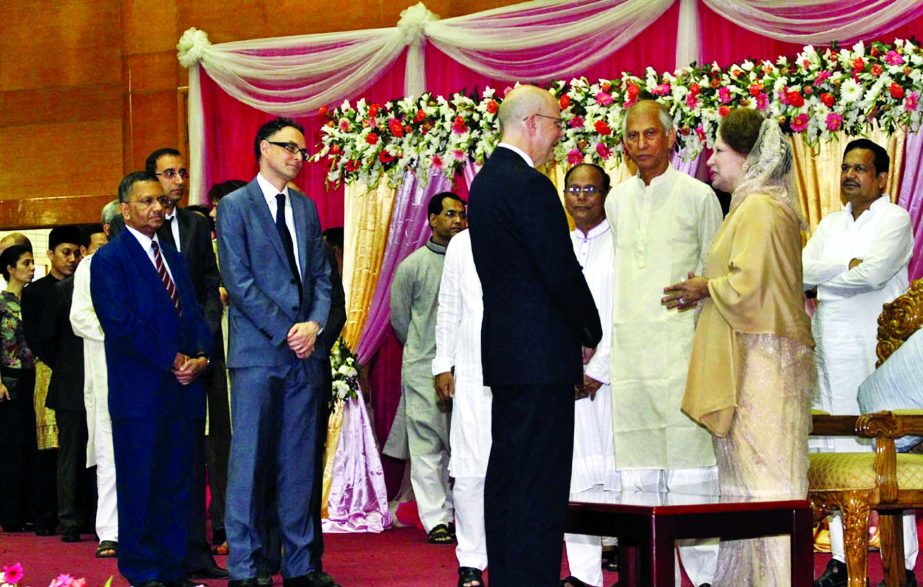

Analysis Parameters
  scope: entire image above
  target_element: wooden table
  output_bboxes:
[566,490,813,586]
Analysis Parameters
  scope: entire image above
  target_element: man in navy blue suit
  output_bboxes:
[218,118,335,587]
[468,85,602,586]
[91,172,213,587]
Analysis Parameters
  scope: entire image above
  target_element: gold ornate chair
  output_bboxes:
[808,279,923,587]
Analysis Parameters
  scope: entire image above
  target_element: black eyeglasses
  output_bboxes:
[267,141,309,160]
[565,185,601,196]
[156,168,189,180]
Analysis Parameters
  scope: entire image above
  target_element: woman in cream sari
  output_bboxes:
[663,108,816,586]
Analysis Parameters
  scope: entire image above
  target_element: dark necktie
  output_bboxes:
[275,194,302,301]
[161,216,178,250]
[151,241,181,314]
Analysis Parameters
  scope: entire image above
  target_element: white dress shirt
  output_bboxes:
[257,173,302,277]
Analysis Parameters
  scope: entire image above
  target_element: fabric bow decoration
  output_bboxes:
[177,27,212,68]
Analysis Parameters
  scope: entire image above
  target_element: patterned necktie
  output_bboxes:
[276,194,303,303]
[151,240,181,314]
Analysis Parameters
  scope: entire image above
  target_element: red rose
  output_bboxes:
[786,91,805,108]
[821,92,835,108]
[559,95,570,110]
[451,116,467,134]
[749,83,761,97]
[365,133,379,145]
[871,64,883,77]
[414,109,426,123]
[871,46,881,57]
[601,81,612,92]
[345,159,360,172]
[594,120,612,135]
[626,83,640,97]
[368,103,381,118]
[487,99,500,114]
[718,105,730,117]
[387,118,404,137]
[317,105,328,117]
[379,150,395,163]
[330,144,341,155]
[690,83,701,96]
[890,83,905,99]
[853,57,865,72]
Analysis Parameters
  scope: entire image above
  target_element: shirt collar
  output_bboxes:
[844,194,889,217]
[257,173,290,203]
[426,238,447,255]
[497,143,534,168]
[125,225,159,251]
[632,164,675,189]
[573,220,610,240]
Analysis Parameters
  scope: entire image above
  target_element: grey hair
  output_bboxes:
[101,199,120,225]
[621,100,674,137]
[498,86,554,135]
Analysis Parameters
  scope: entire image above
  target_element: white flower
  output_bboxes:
[841,78,863,103]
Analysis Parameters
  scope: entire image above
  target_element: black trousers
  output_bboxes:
[0,368,36,530]
[484,383,575,587]
[204,337,231,537]
[56,408,96,531]
[185,420,217,573]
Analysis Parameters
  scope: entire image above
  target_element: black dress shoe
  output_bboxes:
[228,579,260,587]
[61,527,81,542]
[815,558,848,587]
[188,564,230,579]
[281,572,341,587]
[35,525,55,536]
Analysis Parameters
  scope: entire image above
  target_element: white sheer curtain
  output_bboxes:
[701,0,923,43]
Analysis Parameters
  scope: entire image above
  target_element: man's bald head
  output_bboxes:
[0,232,32,255]
[497,85,563,168]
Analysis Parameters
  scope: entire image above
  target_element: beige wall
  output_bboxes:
[0,0,523,229]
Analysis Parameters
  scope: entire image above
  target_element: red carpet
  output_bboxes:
[2,527,922,586]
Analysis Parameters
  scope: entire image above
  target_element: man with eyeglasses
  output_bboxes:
[605,100,722,587]
[112,148,227,580]
[90,171,213,587]
[467,85,601,586]
[385,192,467,549]
[218,117,336,587]
[560,163,621,587]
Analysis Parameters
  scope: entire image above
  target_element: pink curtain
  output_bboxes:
[898,129,923,282]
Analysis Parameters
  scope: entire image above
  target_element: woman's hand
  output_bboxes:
[662,271,710,311]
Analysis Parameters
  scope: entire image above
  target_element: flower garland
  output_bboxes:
[0,562,110,587]
[314,38,923,188]
[330,337,360,406]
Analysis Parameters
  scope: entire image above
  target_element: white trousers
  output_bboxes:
[409,450,453,533]
[454,476,487,570]
[830,511,919,569]
[93,386,118,542]
[619,467,719,587]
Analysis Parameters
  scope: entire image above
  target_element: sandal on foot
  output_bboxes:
[560,576,589,587]
[95,540,118,558]
[427,523,455,544]
[457,567,483,587]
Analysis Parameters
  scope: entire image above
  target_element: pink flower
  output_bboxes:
[3,562,23,584]
[71,579,86,587]
[812,70,832,87]
[503,86,514,96]
[338,118,350,132]
[595,143,612,160]
[885,50,905,66]
[452,149,466,160]
[718,87,731,104]
[695,125,706,141]
[653,83,671,96]
[451,116,467,134]
[431,154,443,168]
[755,93,769,111]
[906,92,919,111]
[567,148,584,165]
[595,91,613,106]
[790,113,809,132]
[685,94,699,109]
[569,116,585,129]
[50,573,75,587]
[825,112,843,131]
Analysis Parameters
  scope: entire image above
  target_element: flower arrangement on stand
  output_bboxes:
[330,337,360,407]
[314,38,923,187]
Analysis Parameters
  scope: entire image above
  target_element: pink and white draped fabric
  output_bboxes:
[898,129,923,281]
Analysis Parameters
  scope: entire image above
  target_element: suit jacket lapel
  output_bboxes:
[247,181,291,268]
[176,209,195,259]
[291,192,307,282]
[122,233,175,314]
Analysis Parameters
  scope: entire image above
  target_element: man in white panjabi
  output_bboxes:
[605,100,723,587]
[69,202,118,559]
[560,164,621,587]
[804,139,916,587]
[433,228,490,587]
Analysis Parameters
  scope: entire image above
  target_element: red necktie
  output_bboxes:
[151,240,181,314]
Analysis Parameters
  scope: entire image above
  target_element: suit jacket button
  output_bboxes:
[290,278,297,285]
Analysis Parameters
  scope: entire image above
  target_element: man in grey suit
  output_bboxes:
[218,117,336,587]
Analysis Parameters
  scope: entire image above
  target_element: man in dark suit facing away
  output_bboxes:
[91,172,213,587]
[467,85,603,587]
